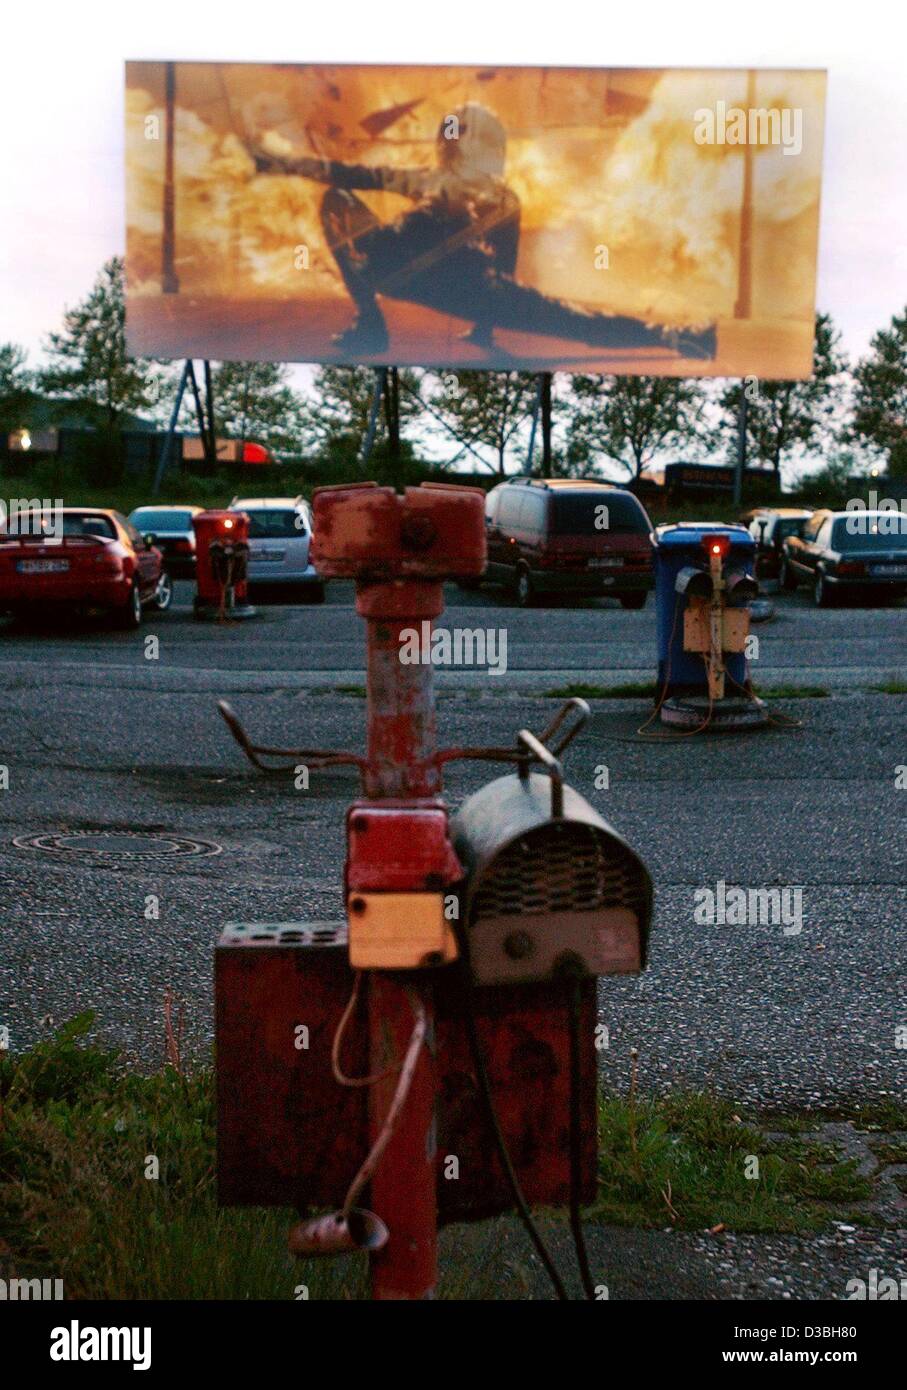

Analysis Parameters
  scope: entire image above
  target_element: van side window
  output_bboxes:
[519,492,546,535]
[497,490,524,529]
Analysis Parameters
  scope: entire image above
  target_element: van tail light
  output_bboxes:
[172,539,194,554]
[837,560,865,577]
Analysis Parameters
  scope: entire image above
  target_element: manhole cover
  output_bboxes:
[12,831,223,860]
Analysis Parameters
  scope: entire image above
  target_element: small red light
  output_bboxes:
[702,533,731,560]
[223,518,234,530]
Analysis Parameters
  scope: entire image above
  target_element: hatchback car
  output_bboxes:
[128,505,202,579]
[229,496,324,601]
[481,478,654,607]
[0,508,170,627]
[781,509,907,606]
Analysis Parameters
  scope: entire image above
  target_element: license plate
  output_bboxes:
[17,558,69,573]
[255,551,285,563]
[588,557,622,569]
[871,564,907,577]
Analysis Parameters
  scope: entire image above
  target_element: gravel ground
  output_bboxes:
[0,586,903,1299]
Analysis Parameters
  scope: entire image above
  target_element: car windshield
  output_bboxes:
[832,516,907,551]
[244,509,303,539]
[131,509,193,531]
[551,492,649,536]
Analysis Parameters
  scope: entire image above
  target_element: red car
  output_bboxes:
[0,508,171,628]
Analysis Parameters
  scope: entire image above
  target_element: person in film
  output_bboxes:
[250,102,716,362]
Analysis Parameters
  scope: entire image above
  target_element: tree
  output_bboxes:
[715,313,848,475]
[211,361,309,455]
[425,370,538,474]
[851,307,907,477]
[40,257,166,433]
[0,343,34,433]
[566,374,709,479]
[304,366,423,459]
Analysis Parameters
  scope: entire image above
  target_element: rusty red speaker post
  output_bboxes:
[357,575,441,1300]
[312,482,486,1300]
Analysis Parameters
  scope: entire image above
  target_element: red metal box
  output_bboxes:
[216,924,597,1220]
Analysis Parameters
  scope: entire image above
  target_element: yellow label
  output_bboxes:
[347,892,458,970]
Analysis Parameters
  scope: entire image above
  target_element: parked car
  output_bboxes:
[781,509,907,606]
[0,508,171,628]
[128,505,202,579]
[740,507,813,582]
[228,496,324,602]
[479,478,654,608]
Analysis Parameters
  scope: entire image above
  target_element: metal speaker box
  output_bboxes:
[452,771,652,986]
[216,922,597,1218]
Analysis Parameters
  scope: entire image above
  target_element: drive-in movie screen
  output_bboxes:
[125,62,825,377]
[3,0,906,1371]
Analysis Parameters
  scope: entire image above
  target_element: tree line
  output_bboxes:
[2,257,906,485]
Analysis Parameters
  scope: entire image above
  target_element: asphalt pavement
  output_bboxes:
[0,580,904,1298]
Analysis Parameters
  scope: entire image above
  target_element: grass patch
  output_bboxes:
[868,681,907,695]
[0,1018,880,1298]
[329,685,367,698]
[869,1141,907,1165]
[593,1090,872,1234]
[545,682,657,700]
[0,1014,358,1300]
[756,685,830,700]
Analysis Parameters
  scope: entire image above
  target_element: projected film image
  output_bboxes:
[125,62,826,377]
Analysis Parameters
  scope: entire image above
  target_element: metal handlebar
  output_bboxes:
[536,696,591,758]
[217,700,367,776]
[219,694,589,796]
[516,728,564,819]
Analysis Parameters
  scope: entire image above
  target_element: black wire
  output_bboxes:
[568,978,597,1300]
[454,927,570,1301]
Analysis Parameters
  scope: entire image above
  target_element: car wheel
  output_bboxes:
[115,581,143,630]
[813,572,833,608]
[619,592,647,610]
[309,582,326,604]
[515,568,534,608]
[780,559,798,592]
[151,571,173,611]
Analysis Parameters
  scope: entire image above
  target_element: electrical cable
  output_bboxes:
[723,663,804,730]
[331,971,404,1088]
[453,921,570,1300]
[339,986,427,1223]
[567,977,597,1301]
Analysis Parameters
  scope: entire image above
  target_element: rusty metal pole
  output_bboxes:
[356,576,444,1298]
[162,62,179,294]
[311,482,486,1300]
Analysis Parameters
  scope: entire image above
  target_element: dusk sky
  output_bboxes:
[2,0,903,381]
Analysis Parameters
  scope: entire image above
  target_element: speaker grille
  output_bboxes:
[471,824,644,920]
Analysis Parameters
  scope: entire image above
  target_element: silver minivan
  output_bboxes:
[229,496,325,601]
